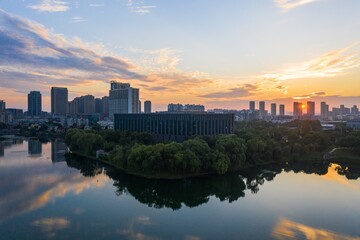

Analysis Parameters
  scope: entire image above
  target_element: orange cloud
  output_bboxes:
[272,218,360,240]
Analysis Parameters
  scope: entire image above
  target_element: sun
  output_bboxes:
[302,104,306,109]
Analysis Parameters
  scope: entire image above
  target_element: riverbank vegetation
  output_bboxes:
[65,120,360,178]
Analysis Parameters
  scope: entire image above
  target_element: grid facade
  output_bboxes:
[114,113,234,141]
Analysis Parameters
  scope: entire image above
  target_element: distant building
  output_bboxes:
[95,98,103,114]
[249,101,255,111]
[279,104,285,116]
[139,100,142,113]
[351,105,359,115]
[259,101,265,117]
[114,113,234,141]
[321,102,329,119]
[168,104,205,112]
[5,108,23,119]
[168,103,183,112]
[347,121,360,130]
[0,100,5,111]
[109,81,140,119]
[144,100,152,113]
[80,95,95,115]
[293,102,302,118]
[307,101,315,118]
[102,96,109,117]
[28,91,42,117]
[51,87,68,116]
[271,103,277,116]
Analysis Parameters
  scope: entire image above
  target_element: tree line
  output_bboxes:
[65,120,359,176]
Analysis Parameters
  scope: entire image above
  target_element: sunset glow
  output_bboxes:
[0,1,359,112]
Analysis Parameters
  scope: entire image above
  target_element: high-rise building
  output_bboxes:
[320,102,328,119]
[95,98,103,114]
[80,95,95,114]
[139,100,142,113]
[0,100,5,111]
[28,91,42,117]
[109,81,140,119]
[279,104,285,116]
[307,101,315,118]
[293,102,302,118]
[259,101,265,117]
[51,87,68,115]
[102,96,109,117]
[271,103,277,116]
[249,101,255,111]
[351,105,359,115]
[144,100,152,113]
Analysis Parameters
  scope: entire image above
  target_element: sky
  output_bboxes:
[0,0,359,112]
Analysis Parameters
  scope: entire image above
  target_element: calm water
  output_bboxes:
[0,140,360,240]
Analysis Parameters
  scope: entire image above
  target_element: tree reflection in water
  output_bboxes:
[66,155,359,210]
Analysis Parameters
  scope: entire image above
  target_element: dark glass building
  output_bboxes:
[114,113,234,141]
[28,91,42,117]
[51,87,68,116]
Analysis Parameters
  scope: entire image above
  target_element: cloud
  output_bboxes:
[71,16,85,23]
[29,0,69,13]
[274,0,321,11]
[32,217,70,238]
[261,45,359,81]
[127,0,156,15]
[293,91,326,100]
[272,217,360,240]
[0,9,148,94]
[199,84,258,99]
[89,3,105,7]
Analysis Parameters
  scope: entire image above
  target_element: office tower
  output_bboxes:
[307,101,315,118]
[144,100,152,113]
[0,100,5,111]
[321,102,328,119]
[249,101,255,111]
[139,100,142,113]
[51,87,68,115]
[279,104,285,116]
[95,98,103,114]
[109,81,139,119]
[271,103,277,116]
[102,96,109,117]
[259,101,265,117]
[28,91,42,117]
[293,102,302,117]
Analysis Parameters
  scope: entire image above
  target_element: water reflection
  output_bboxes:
[51,139,68,163]
[272,218,360,240]
[28,139,42,156]
[0,141,109,223]
[0,143,3,157]
[67,155,360,211]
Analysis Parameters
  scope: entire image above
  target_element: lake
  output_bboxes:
[0,140,359,240]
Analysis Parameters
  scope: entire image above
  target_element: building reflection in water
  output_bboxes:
[28,139,42,156]
[51,139,68,163]
[0,143,4,157]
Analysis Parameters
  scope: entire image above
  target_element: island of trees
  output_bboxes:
[65,120,360,179]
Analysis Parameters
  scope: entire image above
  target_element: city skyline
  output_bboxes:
[0,1,359,111]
